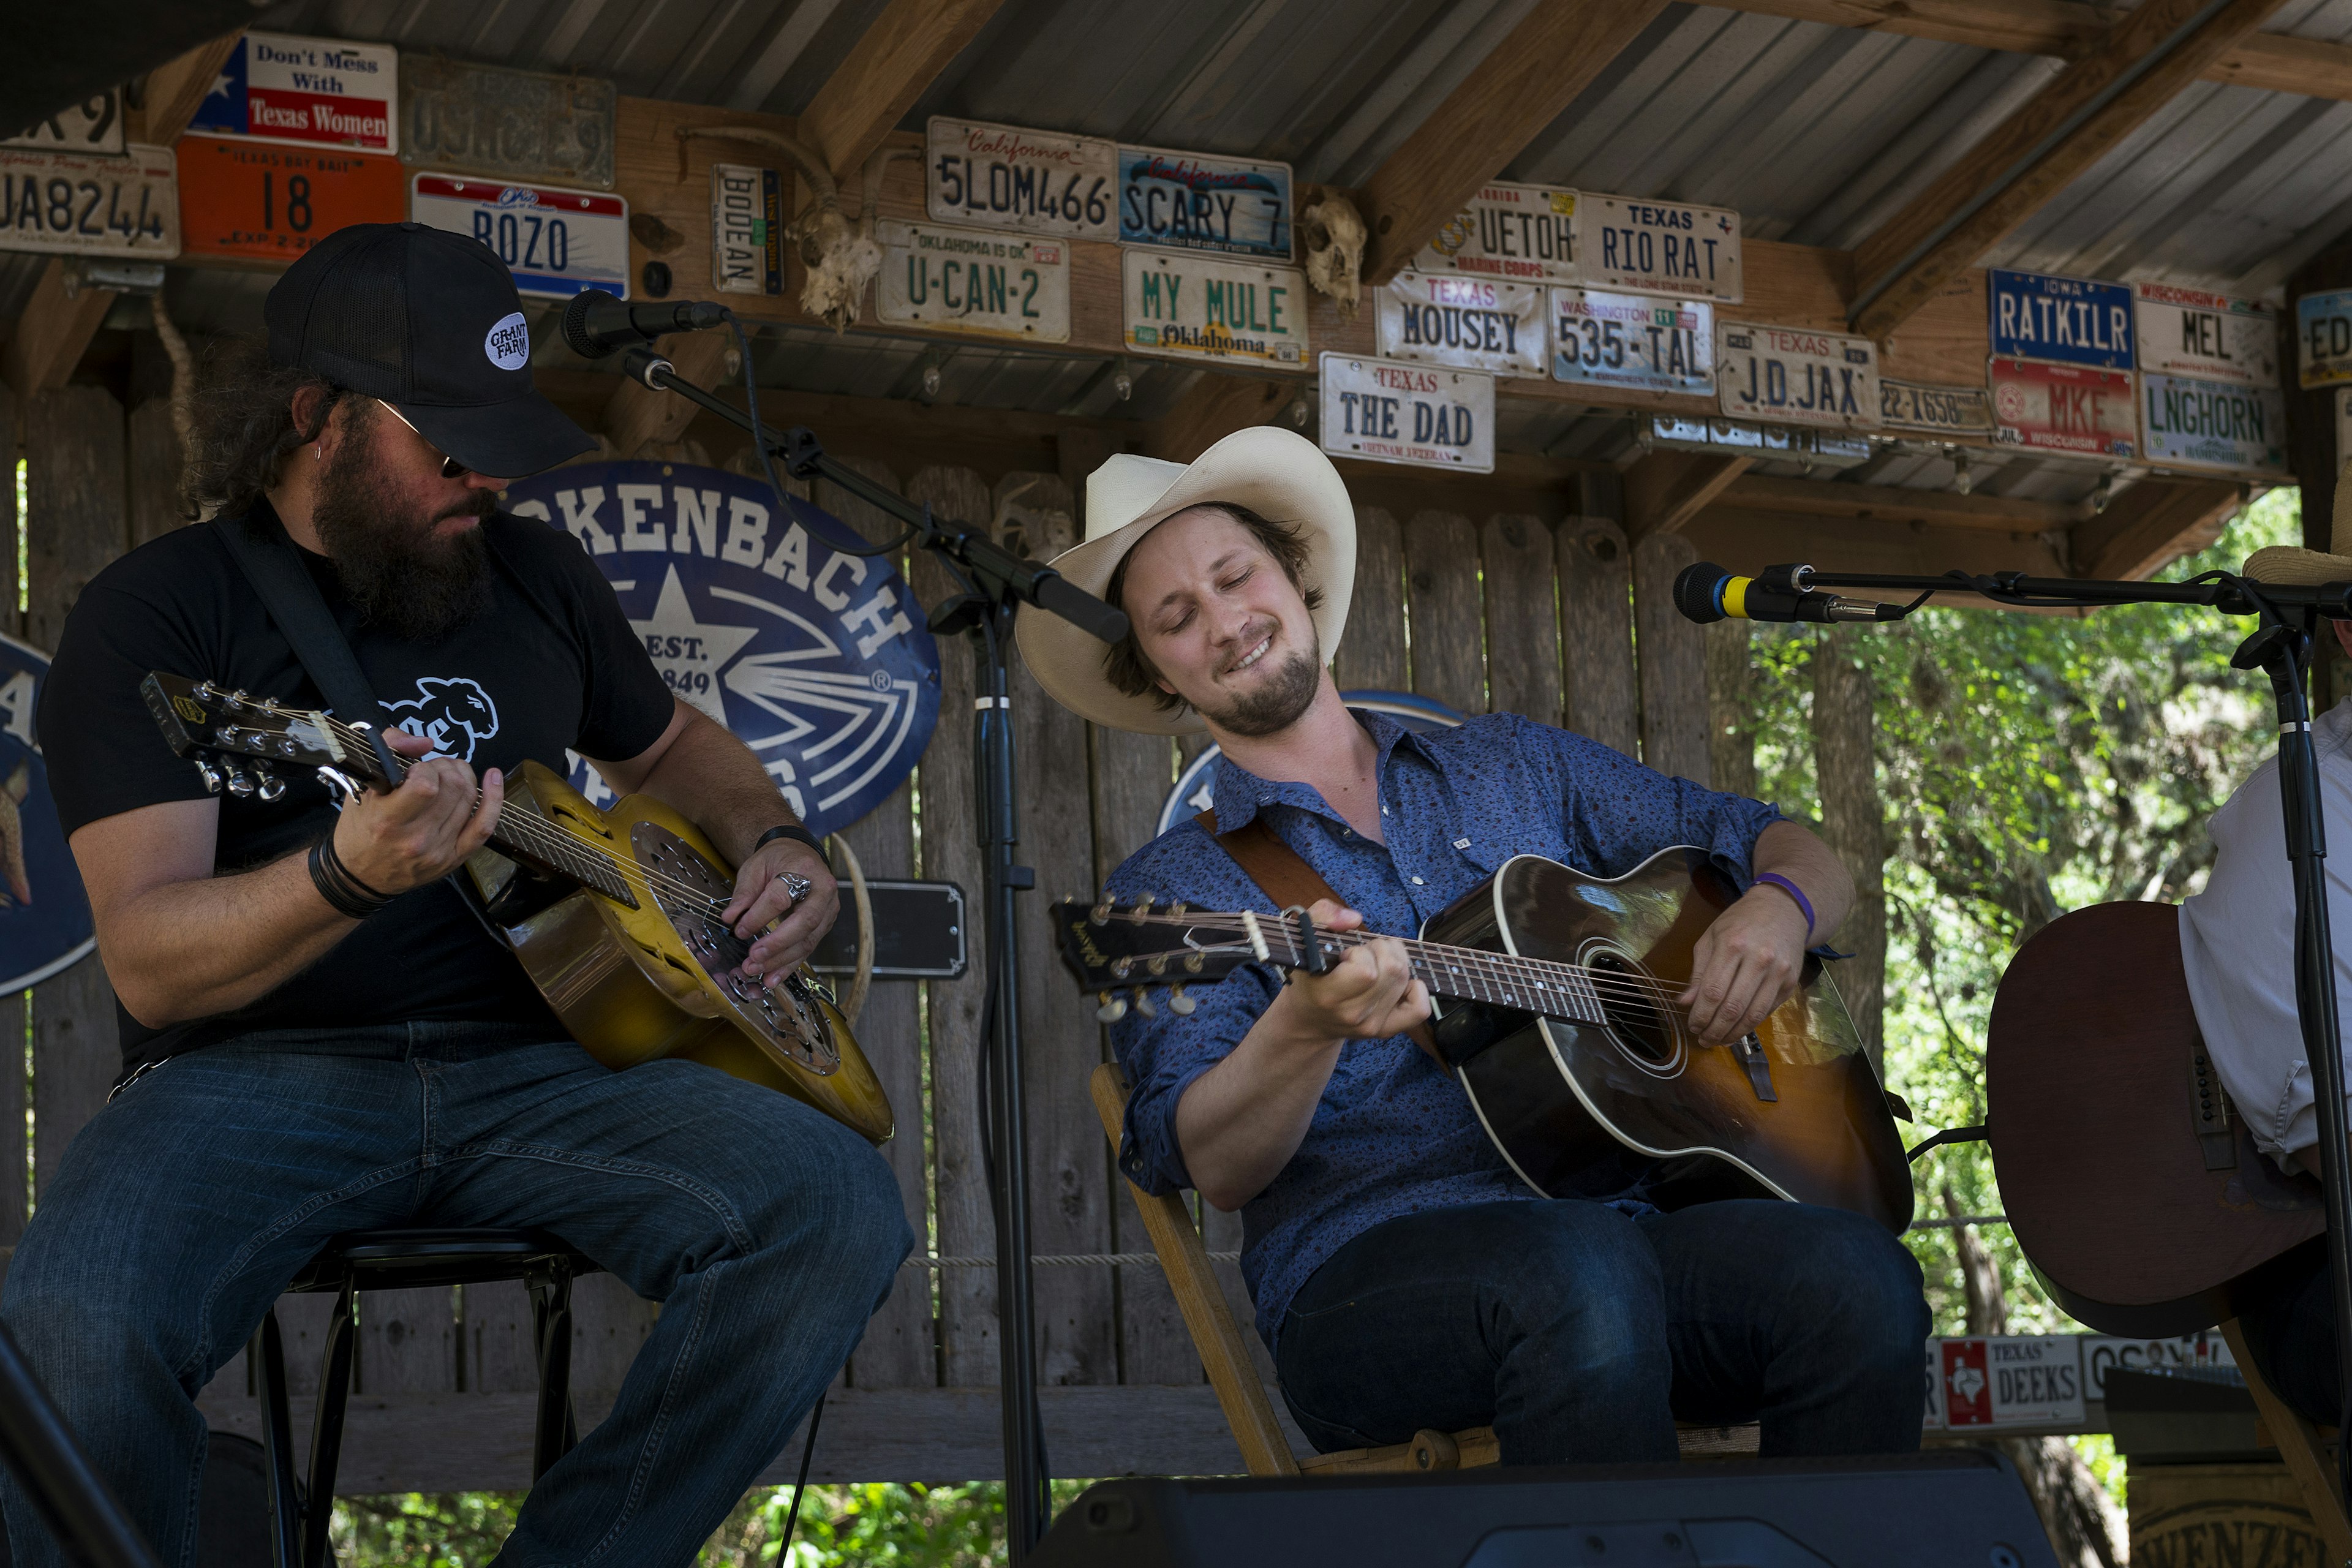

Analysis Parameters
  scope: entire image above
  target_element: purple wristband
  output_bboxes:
[1753,872,1814,940]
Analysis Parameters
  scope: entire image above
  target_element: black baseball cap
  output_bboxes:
[264,222,594,480]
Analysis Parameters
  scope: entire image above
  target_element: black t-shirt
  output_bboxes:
[39,503,677,1072]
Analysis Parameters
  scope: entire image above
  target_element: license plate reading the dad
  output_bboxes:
[927,117,1115,243]
[877,220,1069,342]
[1319,353,1493,473]
[1717,324,1877,429]
[1578,194,1741,303]
[0,144,178,258]
[410,174,628,298]
[1412,183,1577,283]
[1551,288,1713,394]
[1117,145,1291,258]
[1123,250,1308,368]
[1379,271,1545,378]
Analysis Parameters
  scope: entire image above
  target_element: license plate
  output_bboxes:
[1411,183,1577,284]
[401,56,615,189]
[2,91,123,155]
[187,31,398,154]
[1319,353,1493,473]
[409,174,628,299]
[2135,283,2275,388]
[0,144,177,258]
[1577,193,1741,303]
[1988,269,2134,371]
[927,116,1115,242]
[1123,250,1308,367]
[1117,145,1292,258]
[2141,373,2286,473]
[1990,358,2136,457]
[2297,288,2352,388]
[1551,287,1713,394]
[710,163,783,296]
[1378,271,1545,377]
[177,137,404,263]
[1716,324,1878,429]
[876,220,1070,343]
[1878,378,1994,435]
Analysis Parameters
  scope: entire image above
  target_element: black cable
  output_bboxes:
[778,1390,825,1558]
[728,315,917,559]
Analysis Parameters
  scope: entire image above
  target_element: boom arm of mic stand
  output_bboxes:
[619,351,1131,643]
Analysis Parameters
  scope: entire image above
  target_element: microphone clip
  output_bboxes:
[622,347,673,391]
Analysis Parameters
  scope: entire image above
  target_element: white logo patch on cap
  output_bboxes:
[484,312,530,372]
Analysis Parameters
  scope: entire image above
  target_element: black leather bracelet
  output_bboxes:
[753,824,823,858]
[308,834,394,920]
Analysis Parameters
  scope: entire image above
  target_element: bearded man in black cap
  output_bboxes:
[1,224,909,1566]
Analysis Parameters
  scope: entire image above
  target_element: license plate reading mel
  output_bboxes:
[409,174,628,299]
[0,145,178,258]
[1319,353,1493,473]
[2135,282,2275,388]
[1717,325,1878,430]
[876,220,1070,342]
[927,117,1115,243]
[1551,288,1713,394]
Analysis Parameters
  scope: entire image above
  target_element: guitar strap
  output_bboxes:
[1196,809,1449,1072]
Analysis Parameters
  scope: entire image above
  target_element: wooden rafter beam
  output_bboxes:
[798,0,1009,180]
[1143,374,1298,464]
[2069,477,2243,580]
[1624,451,1752,543]
[1849,0,2291,342]
[1360,0,1670,287]
[1714,473,2084,533]
[1715,0,2352,102]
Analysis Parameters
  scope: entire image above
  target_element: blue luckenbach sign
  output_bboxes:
[0,635,93,993]
[506,462,943,839]
[1988,269,2136,372]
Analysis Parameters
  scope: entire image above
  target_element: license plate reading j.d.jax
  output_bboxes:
[1716,324,1878,429]
[1123,249,1308,368]
[927,117,1115,243]
[1577,193,1741,302]
[1551,288,1713,394]
[876,220,1070,342]
[409,174,628,299]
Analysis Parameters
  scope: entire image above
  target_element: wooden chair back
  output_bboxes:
[2219,1317,2352,1558]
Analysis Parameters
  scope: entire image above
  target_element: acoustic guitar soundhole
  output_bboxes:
[1586,950,1676,1067]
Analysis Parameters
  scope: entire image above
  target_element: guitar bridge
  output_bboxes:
[1735,1033,1777,1103]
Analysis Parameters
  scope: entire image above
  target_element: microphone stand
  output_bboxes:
[1752,562,2352,1501]
[617,347,1123,1562]
[0,1321,162,1566]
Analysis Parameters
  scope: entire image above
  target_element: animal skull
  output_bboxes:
[676,130,916,331]
[1299,190,1368,321]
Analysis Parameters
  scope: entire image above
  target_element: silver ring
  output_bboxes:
[775,871,814,907]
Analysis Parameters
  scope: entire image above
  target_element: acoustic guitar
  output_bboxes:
[1052,846,1912,1229]
[140,671,893,1145]
[1988,901,2320,1336]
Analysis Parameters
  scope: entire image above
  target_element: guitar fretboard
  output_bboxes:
[1244,913,1617,1026]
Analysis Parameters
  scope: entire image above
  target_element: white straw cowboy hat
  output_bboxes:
[1015,426,1355,736]
[2245,460,2352,585]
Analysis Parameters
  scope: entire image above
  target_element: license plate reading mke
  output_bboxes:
[0,145,178,258]
[1717,324,1879,430]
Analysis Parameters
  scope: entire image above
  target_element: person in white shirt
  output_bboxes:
[2179,483,2352,1427]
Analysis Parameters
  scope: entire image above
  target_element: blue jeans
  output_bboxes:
[2236,1238,2342,1427]
[1274,1198,1929,1464]
[0,1022,911,1568]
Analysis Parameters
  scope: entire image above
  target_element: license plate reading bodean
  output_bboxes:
[1319,354,1493,473]
[877,221,1069,342]
[1123,250,1308,368]
[927,117,1115,243]
[1717,324,1878,430]
[1577,194,1741,303]
[409,174,628,299]
[0,144,178,258]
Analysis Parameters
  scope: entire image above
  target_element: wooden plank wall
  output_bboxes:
[10,377,1719,1488]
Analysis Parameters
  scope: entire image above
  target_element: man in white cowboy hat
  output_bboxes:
[1017,426,1929,1464]
[2183,475,2352,1431]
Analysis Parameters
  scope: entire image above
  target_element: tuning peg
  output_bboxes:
[1128,895,1154,922]
[192,758,222,794]
[1168,986,1196,1016]
[1169,901,1188,916]
[224,763,254,799]
[1090,903,1112,925]
[255,767,286,803]
[1095,991,1128,1023]
[1131,989,1156,1019]
[224,688,250,712]
[1146,954,1168,977]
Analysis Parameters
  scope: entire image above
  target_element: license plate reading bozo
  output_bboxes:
[1319,353,1493,472]
[409,174,628,299]
[877,220,1069,342]
[1717,324,1878,429]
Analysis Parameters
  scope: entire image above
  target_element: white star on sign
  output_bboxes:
[630,565,758,729]
[207,72,234,100]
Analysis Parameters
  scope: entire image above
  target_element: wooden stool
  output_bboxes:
[1090,1063,1759,1474]
[2220,1317,2352,1558]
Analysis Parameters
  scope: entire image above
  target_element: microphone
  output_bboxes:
[1674,562,1901,625]
[561,289,731,358]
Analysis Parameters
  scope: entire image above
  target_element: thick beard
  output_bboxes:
[311,411,494,643]
[1204,635,1322,739]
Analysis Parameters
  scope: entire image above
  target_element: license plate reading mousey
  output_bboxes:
[1717,324,1879,430]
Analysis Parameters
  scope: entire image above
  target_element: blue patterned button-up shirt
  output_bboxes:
[1107,709,1784,1351]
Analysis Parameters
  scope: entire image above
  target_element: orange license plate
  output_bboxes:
[175,135,405,263]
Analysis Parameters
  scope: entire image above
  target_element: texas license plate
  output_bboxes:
[1577,193,1741,302]
[1716,324,1878,429]
[0,144,178,258]
[1319,353,1494,473]
[1379,271,1545,378]
[1550,287,1713,393]
[176,137,404,263]
[876,220,1070,342]
[409,173,628,299]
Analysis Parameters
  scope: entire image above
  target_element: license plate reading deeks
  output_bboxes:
[0,144,178,258]
[876,220,1070,342]
[1991,358,2137,458]
[927,117,1115,243]
[1319,353,1493,473]
[1577,194,1741,303]
[1717,324,1878,430]
[409,174,628,299]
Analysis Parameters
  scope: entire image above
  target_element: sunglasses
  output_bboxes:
[316,393,468,478]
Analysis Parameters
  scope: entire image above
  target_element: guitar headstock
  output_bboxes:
[141,673,369,803]
[1049,896,1267,1023]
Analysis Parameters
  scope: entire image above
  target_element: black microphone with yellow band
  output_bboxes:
[1673,562,1902,625]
